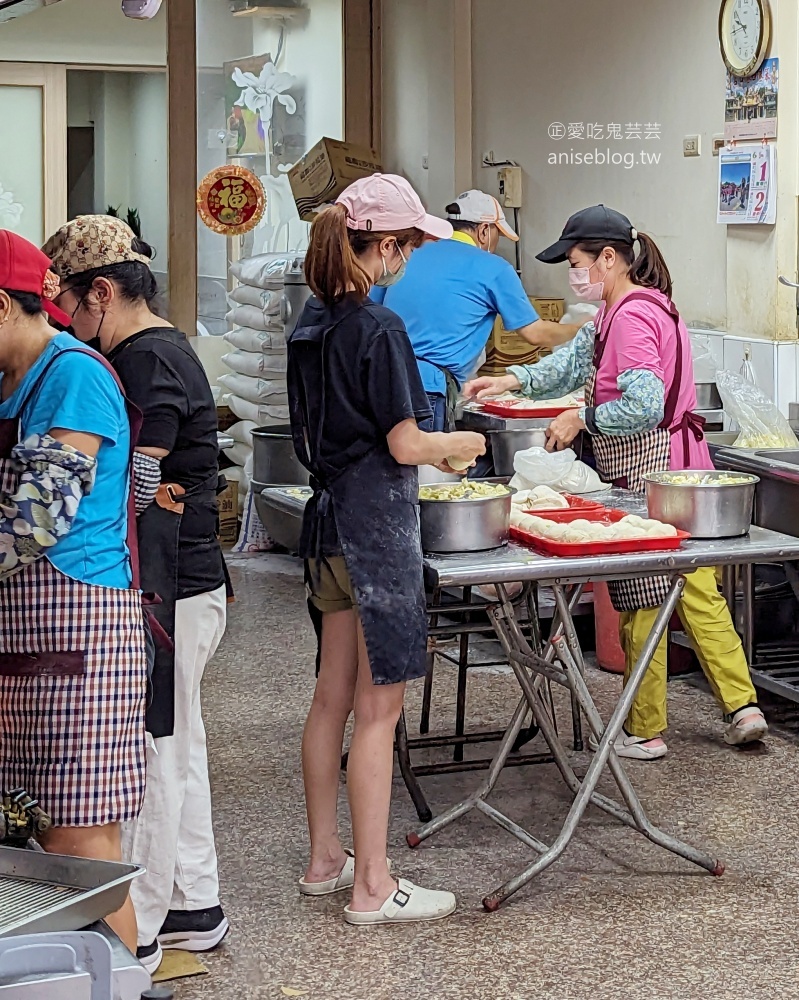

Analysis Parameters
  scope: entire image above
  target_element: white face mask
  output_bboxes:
[375,243,408,288]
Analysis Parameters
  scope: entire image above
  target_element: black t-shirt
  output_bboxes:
[289,295,431,470]
[288,294,431,554]
[108,327,225,599]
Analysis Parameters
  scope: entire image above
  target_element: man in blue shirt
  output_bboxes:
[372,190,579,430]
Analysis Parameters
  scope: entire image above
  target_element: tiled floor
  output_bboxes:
[173,554,799,1000]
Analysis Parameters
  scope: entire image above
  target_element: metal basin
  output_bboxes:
[418,465,460,485]
[252,425,310,487]
[419,483,514,553]
[253,481,307,552]
[489,429,548,477]
[695,381,722,410]
[644,471,758,538]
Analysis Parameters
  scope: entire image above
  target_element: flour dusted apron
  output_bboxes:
[288,301,428,685]
[0,348,147,827]
[586,291,705,612]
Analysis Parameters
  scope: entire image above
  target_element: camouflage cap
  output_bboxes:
[43,215,151,279]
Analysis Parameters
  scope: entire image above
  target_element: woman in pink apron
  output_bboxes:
[0,231,146,949]
[466,206,767,760]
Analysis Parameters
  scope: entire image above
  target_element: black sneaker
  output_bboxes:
[136,940,163,974]
[157,906,229,952]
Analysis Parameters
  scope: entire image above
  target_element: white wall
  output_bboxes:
[470,0,728,328]
[0,0,165,64]
[129,73,168,262]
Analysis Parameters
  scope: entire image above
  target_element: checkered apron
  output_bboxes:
[0,350,147,827]
[587,292,705,613]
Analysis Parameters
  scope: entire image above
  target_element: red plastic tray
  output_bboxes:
[521,494,605,522]
[481,399,580,419]
[511,508,690,557]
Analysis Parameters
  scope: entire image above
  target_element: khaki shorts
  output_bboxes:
[306,556,356,613]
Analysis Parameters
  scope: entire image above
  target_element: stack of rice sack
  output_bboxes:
[218,253,294,551]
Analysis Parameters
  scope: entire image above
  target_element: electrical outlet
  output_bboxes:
[683,135,701,157]
[422,155,429,170]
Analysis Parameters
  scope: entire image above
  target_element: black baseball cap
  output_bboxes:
[536,205,638,264]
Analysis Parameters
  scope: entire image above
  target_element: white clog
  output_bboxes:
[343,878,456,926]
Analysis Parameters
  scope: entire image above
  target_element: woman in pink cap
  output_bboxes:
[288,174,485,925]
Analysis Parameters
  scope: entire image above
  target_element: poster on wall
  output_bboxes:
[717,144,776,225]
[224,53,298,159]
[725,57,778,142]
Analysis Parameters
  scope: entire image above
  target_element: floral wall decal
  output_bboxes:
[0,181,23,230]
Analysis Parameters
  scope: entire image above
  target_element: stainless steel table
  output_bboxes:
[414,491,799,910]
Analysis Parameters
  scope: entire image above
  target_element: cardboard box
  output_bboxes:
[217,477,239,547]
[531,297,566,322]
[289,137,382,221]
[478,296,565,376]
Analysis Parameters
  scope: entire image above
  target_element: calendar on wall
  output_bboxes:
[717,143,776,225]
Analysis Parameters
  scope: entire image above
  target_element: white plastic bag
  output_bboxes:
[716,369,798,449]
[222,350,287,378]
[224,327,287,353]
[510,447,608,494]
[691,335,718,383]
[223,442,252,467]
[232,488,276,553]
[229,253,295,290]
[226,304,284,334]
[218,372,288,404]
[228,420,257,445]
[226,393,290,424]
[227,284,281,313]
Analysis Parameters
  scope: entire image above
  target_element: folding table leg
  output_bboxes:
[482,576,723,911]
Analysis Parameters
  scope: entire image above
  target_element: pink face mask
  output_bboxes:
[568,263,606,302]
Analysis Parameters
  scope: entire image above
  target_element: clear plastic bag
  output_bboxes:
[715,369,798,449]
[509,447,609,494]
[691,335,718,383]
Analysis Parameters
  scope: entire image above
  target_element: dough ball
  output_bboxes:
[446,457,473,472]
[563,527,589,543]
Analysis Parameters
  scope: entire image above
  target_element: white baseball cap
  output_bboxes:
[446,190,518,242]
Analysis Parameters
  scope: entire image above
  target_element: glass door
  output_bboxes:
[0,63,66,245]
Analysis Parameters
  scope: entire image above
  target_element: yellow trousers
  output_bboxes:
[618,566,757,739]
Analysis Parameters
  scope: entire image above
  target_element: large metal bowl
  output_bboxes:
[489,429,548,476]
[418,464,461,485]
[252,425,310,487]
[644,471,759,538]
[419,482,515,553]
[253,481,308,552]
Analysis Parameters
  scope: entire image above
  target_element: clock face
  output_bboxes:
[731,0,760,63]
[720,0,770,77]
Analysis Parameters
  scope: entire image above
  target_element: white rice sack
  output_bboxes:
[223,442,252,467]
[228,420,257,446]
[227,284,281,314]
[222,350,287,378]
[230,253,294,290]
[218,372,288,404]
[226,393,290,424]
[224,327,287,353]
[226,304,284,334]
[232,488,276,553]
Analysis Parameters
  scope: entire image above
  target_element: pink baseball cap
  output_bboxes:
[336,173,453,240]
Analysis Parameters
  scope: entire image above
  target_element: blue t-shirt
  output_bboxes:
[0,333,131,589]
[371,238,538,394]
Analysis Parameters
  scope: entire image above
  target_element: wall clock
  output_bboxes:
[719,0,771,78]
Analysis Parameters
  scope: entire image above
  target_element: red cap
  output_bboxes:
[0,229,72,329]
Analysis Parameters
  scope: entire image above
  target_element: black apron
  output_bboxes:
[108,328,224,738]
[415,356,459,431]
[288,302,428,686]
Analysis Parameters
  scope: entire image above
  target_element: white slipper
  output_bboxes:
[343,878,456,926]
[589,732,668,760]
[724,707,768,746]
[299,851,392,897]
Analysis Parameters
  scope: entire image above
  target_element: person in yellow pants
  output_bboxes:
[615,567,767,760]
